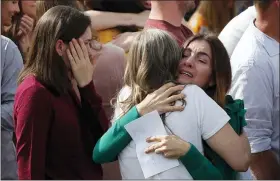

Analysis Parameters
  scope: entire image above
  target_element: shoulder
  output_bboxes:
[1,35,18,51]
[16,76,52,103]
[231,27,273,75]
[1,36,23,68]
[181,84,207,98]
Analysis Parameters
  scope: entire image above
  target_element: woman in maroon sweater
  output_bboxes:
[14,6,109,179]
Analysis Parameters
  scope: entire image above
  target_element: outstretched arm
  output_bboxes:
[85,10,149,31]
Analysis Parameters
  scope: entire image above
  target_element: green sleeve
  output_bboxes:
[179,143,223,180]
[92,106,140,163]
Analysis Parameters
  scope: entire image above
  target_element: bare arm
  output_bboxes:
[206,126,251,171]
[84,10,150,31]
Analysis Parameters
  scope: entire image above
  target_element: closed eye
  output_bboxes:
[199,59,206,64]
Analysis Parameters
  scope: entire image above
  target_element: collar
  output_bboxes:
[248,20,279,57]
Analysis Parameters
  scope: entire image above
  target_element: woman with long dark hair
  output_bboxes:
[92,30,250,179]
[14,6,108,179]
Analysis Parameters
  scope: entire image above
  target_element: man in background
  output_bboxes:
[1,35,23,179]
[229,0,280,179]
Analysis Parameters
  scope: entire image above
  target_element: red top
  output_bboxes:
[145,19,193,47]
[14,75,109,180]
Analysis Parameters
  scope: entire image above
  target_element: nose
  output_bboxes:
[183,56,195,68]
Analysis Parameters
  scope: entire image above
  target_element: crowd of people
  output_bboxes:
[1,0,279,180]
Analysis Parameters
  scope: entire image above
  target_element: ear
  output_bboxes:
[55,39,66,56]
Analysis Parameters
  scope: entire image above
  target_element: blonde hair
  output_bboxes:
[119,29,183,115]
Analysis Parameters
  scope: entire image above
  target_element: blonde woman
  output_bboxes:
[93,29,250,179]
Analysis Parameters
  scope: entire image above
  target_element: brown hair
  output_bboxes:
[36,0,85,21]
[120,29,183,114]
[184,34,232,107]
[35,0,98,44]
[18,5,91,95]
[197,1,233,33]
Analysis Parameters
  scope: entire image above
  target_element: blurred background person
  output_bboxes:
[145,0,197,46]
[1,35,23,180]
[82,0,150,52]
[1,1,23,179]
[5,0,36,61]
[229,0,280,179]
[1,0,20,34]
[219,5,256,57]
[188,0,235,34]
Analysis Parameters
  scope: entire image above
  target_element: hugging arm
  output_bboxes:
[92,83,185,163]
[85,10,149,31]
[92,105,223,180]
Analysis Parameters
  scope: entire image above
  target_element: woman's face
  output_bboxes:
[177,40,214,88]
[21,0,36,19]
[61,26,101,69]
[1,1,20,26]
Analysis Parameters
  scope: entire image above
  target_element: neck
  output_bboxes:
[255,9,280,43]
[149,2,183,27]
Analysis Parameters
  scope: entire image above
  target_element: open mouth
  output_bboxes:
[181,71,193,78]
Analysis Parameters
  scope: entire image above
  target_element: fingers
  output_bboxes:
[159,105,184,114]
[21,15,34,27]
[78,39,90,62]
[69,41,79,63]
[164,93,185,105]
[146,135,167,143]
[154,146,168,154]
[155,82,176,94]
[17,27,27,37]
[18,15,34,37]
[21,16,33,30]
[164,84,185,97]
[145,143,166,153]
[72,39,84,61]
[66,49,76,68]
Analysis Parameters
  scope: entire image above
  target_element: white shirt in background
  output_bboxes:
[229,20,279,179]
[218,6,256,57]
[113,84,230,179]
